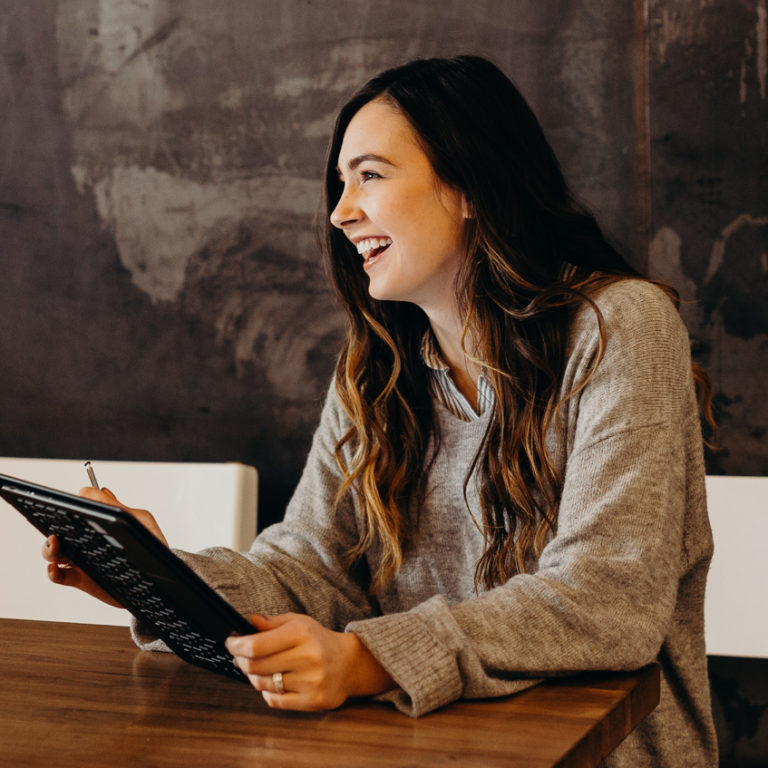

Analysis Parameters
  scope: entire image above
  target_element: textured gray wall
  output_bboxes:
[648,2,768,764]
[0,0,646,527]
[649,0,768,478]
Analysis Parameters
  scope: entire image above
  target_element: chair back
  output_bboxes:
[705,475,768,657]
[0,458,257,625]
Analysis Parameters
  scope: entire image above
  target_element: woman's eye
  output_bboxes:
[361,170,382,181]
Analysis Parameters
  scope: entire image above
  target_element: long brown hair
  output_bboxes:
[322,56,713,591]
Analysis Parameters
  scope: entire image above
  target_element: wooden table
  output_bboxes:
[0,619,659,767]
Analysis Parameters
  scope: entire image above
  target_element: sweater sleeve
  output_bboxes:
[347,281,705,716]
[131,383,379,649]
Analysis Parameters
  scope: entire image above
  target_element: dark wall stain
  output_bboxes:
[649,0,768,477]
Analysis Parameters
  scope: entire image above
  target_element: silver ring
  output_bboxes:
[272,671,285,695]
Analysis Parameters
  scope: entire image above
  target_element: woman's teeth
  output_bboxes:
[356,237,392,261]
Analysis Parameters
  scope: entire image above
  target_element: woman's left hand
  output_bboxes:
[225,613,394,711]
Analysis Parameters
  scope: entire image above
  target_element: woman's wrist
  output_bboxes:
[344,632,394,698]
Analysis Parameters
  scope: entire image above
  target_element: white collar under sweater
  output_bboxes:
[420,330,494,422]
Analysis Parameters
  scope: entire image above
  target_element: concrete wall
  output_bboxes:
[649,0,768,478]
[0,1,766,763]
[648,3,768,763]
[0,0,647,527]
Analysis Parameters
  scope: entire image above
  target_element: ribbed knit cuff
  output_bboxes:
[129,616,171,653]
[346,609,463,717]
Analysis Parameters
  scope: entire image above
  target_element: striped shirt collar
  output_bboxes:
[420,330,494,422]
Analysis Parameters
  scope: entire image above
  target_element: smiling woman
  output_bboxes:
[331,99,470,323]
[42,55,718,768]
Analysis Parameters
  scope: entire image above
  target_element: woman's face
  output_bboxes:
[330,98,469,317]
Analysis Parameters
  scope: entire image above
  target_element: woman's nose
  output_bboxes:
[330,187,362,229]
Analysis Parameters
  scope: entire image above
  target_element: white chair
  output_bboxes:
[0,458,257,626]
[704,475,768,658]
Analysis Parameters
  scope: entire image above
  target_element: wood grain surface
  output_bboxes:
[0,619,659,767]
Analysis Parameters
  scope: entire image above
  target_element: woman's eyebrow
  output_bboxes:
[337,153,396,174]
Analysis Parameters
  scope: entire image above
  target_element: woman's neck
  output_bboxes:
[428,312,483,411]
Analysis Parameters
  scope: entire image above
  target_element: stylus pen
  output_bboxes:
[84,461,100,490]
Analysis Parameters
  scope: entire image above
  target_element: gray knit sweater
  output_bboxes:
[133,280,718,767]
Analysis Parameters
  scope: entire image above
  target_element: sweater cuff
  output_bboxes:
[129,616,171,653]
[346,608,463,717]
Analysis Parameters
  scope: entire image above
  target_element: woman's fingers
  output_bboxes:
[42,534,70,565]
[259,690,309,710]
[246,671,294,695]
[46,563,122,608]
[226,614,305,673]
[42,535,123,607]
[78,487,169,546]
[225,613,369,711]
[41,483,167,610]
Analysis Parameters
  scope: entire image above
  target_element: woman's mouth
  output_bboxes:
[356,237,392,268]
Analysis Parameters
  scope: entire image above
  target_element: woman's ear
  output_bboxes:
[462,196,474,220]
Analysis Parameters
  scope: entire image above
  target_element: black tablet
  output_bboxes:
[0,473,254,681]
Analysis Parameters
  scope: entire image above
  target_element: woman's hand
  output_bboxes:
[42,486,168,607]
[225,613,394,711]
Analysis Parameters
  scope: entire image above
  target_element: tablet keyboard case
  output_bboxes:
[0,476,254,681]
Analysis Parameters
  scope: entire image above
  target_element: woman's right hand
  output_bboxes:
[41,486,169,608]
